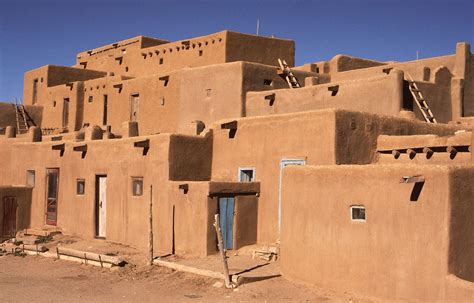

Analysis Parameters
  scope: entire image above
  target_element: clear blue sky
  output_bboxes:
[0,0,472,102]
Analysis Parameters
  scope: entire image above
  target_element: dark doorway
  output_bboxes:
[45,168,59,225]
[2,197,17,237]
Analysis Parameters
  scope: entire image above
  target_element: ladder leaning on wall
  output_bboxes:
[277,58,301,89]
[14,98,37,134]
[406,75,437,123]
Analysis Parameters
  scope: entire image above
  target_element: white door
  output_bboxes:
[278,159,305,235]
[97,176,107,238]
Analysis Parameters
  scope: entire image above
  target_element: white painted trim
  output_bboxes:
[237,167,256,182]
[350,205,366,222]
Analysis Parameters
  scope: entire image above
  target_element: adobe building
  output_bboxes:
[0,30,472,301]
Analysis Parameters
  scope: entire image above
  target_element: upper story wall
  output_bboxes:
[23,65,107,106]
[72,31,295,77]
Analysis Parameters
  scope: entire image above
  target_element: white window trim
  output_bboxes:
[350,205,366,222]
[237,167,256,182]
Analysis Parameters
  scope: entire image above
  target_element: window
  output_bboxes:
[132,177,143,196]
[103,95,108,125]
[62,98,70,128]
[350,206,366,222]
[32,79,38,104]
[26,170,35,187]
[88,96,93,103]
[159,58,164,65]
[206,89,212,98]
[53,101,56,107]
[76,179,85,195]
[238,167,255,182]
[199,50,203,56]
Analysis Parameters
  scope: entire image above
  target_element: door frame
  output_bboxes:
[45,168,60,226]
[278,158,306,236]
[95,174,107,238]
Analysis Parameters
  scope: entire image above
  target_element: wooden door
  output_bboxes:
[2,197,17,237]
[219,197,235,250]
[95,176,107,238]
[45,168,59,226]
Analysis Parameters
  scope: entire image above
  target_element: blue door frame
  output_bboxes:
[219,197,235,250]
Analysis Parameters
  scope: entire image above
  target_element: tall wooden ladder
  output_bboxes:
[14,99,36,134]
[277,59,301,89]
[407,75,437,123]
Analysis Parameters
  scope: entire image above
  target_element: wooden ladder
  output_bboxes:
[277,59,300,89]
[14,99,36,134]
[407,75,437,123]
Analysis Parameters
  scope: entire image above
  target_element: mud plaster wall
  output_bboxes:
[0,187,32,236]
[210,109,462,244]
[280,165,473,301]
[448,167,474,282]
[0,135,172,249]
[245,71,404,118]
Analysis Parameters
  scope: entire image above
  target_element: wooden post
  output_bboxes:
[214,214,232,288]
[147,185,154,266]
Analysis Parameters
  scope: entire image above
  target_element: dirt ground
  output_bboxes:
[0,254,367,302]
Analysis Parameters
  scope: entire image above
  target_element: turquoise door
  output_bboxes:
[219,197,235,249]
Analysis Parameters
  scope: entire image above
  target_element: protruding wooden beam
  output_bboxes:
[400,175,425,184]
[73,144,87,152]
[52,143,65,151]
[134,139,150,148]
[221,121,237,130]
[179,183,189,194]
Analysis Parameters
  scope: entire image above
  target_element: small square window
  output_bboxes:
[199,50,203,56]
[263,79,273,86]
[159,58,164,65]
[88,96,93,103]
[206,89,212,97]
[77,179,85,195]
[26,170,35,187]
[132,177,143,196]
[238,167,255,182]
[350,206,366,221]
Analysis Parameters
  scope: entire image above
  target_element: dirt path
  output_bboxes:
[0,254,360,302]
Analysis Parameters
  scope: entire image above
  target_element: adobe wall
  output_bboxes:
[280,164,474,301]
[23,66,106,106]
[225,31,295,67]
[178,61,316,134]
[210,109,463,243]
[448,167,474,282]
[76,36,168,65]
[0,135,172,249]
[376,132,473,165]
[245,71,404,118]
[0,186,32,237]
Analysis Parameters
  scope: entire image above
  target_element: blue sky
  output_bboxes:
[0,0,472,101]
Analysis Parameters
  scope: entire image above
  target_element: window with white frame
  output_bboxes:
[238,167,255,182]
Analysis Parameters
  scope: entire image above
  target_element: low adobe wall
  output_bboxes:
[280,164,474,301]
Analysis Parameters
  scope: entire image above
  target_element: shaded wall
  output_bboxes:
[280,164,473,301]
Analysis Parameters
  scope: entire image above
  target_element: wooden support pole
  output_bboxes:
[147,185,154,266]
[214,214,232,288]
